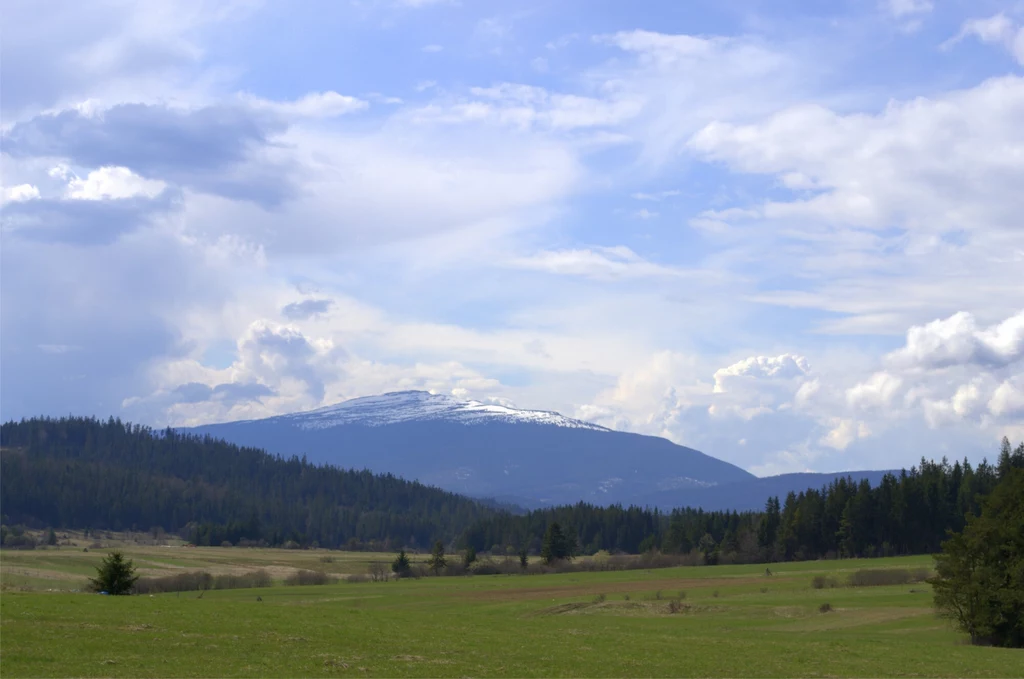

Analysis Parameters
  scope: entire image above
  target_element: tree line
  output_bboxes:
[2,417,1021,569]
[463,438,1024,564]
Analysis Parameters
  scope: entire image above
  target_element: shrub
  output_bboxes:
[819,602,834,613]
[284,570,337,586]
[811,575,839,589]
[848,568,930,587]
[678,590,687,600]
[133,570,272,594]
[593,593,606,604]
[319,554,335,564]
[712,590,720,598]
[667,600,682,614]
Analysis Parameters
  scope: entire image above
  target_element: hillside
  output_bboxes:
[0,417,497,549]
[185,390,755,506]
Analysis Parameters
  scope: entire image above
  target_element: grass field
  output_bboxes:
[2,549,1019,678]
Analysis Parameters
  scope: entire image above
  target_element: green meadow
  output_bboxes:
[2,548,1020,678]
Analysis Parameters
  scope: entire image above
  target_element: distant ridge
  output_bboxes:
[185,390,755,507]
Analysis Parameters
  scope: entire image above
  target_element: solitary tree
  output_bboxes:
[519,547,529,570]
[463,545,477,568]
[427,540,447,574]
[392,549,411,578]
[930,468,1024,647]
[89,551,139,595]
[541,522,576,564]
[46,528,58,546]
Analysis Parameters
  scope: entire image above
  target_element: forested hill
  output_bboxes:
[463,439,1024,562]
[0,417,498,549]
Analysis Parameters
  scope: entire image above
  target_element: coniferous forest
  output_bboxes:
[0,417,495,550]
[2,416,1021,564]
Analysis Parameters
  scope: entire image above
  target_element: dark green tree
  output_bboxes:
[463,545,477,568]
[46,527,58,546]
[427,540,447,574]
[541,522,575,564]
[391,549,411,578]
[930,469,1024,647]
[89,551,139,595]
[518,547,528,570]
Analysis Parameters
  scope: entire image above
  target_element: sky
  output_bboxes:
[1,0,1023,476]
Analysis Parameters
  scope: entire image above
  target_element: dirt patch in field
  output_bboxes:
[531,599,724,618]
[770,607,929,631]
[458,576,763,603]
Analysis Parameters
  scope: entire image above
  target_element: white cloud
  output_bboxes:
[713,354,810,392]
[1,184,41,204]
[508,246,694,280]
[847,372,903,410]
[66,166,167,200]
[944,14,1024,65]
[889,311,1024,370]
[631,190,679,201]
[820,418,870,451]
[243,91,368,118]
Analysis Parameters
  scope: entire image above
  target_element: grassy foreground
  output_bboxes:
[1,552,1019,678]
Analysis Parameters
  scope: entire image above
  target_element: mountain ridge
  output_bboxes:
[184,390,755,506]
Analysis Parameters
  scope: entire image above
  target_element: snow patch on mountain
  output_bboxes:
[279,390,611,431]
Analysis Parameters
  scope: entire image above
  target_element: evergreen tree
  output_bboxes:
[427,540,447,574]
[391,549,411,578]
[463,545,477,568]
[46,527,58,546]
[541,522,574,563]
[930,469,1024,647]
[89,551,139,595]
[518,547,528,570]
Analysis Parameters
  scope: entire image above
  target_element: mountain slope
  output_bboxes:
[186,391,755,506]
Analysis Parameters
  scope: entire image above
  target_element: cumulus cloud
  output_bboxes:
[888,311,1024,370]
[2,104,293,206]
[66,166,166,200]
[1,184,41,204]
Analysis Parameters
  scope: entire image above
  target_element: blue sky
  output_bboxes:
[2,0,1022,475]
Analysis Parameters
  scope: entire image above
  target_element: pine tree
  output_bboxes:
[89,551,139,595]
[427,540,447,574]
[391,549,411,578]
[463,545,477,568]
[541,522,574,564]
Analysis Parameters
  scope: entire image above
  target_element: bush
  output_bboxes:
[319,554,335,563]
[667,600,683,614]
[593,593,606,604]
[819,602,834,613]
[848,568,930,587]
[811,575,839,589]
[284,570,337,586]
[133,570,271,594]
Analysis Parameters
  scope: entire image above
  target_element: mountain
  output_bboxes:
[185,390,755,507]
[636,470,899,513]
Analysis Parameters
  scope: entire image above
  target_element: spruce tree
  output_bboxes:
[391,549,411,578]
[427,540,447,574]
[89,551,139,595]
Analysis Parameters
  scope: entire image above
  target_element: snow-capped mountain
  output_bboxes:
[184,390,755,507]
[280,391,609,431]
